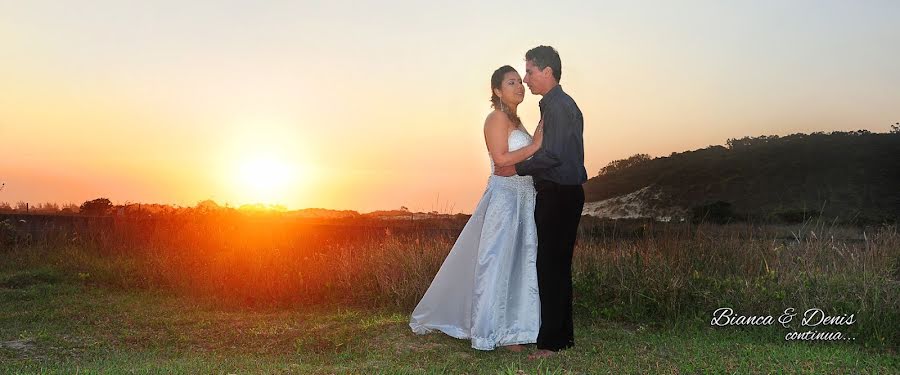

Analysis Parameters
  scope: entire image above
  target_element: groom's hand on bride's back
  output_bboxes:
[494,164,517,177]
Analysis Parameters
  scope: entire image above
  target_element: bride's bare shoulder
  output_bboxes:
[484,110,510,129]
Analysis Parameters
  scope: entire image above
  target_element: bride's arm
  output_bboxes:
[484,112,542,168]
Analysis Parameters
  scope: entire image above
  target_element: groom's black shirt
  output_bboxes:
[515,85,588,185]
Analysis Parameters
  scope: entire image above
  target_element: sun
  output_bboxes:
[234,153,297,205]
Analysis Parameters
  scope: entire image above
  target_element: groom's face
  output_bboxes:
[523,60,550,96]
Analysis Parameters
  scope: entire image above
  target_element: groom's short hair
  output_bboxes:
[526,46,561,82]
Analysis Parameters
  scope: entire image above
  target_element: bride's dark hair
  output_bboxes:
[490,65,522,125]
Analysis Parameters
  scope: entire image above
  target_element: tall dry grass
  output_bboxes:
[1,213,897,347]
[573,218,898,347]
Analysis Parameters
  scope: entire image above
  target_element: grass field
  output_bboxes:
[1,213,898,373]
[2,275,897,374]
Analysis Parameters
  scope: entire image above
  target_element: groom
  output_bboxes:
[494,45,587,359]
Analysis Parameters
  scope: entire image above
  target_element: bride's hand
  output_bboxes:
[532,118,545,147]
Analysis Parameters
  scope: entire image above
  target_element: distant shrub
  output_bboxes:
[691,201,738,224]
[80,198,113,216]
[774,208,822,224]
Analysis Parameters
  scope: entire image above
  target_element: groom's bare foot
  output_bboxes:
[503,344,525,352]
[527,349,557,360]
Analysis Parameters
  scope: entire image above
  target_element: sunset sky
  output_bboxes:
[2,1,898,213]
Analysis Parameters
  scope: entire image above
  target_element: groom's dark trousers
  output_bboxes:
[534,180,584,351]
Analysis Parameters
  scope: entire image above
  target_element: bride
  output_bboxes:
[409,65,557,351]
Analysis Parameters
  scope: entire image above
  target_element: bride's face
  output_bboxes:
[495,72,526,106]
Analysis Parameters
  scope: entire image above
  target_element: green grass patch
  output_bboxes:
[1,275,896,374]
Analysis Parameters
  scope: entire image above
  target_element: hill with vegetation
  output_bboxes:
[583,129,900,224]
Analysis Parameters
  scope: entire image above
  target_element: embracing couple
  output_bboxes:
[410,45,587,359]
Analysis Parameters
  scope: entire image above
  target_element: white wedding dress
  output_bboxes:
[409,127,540,350]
